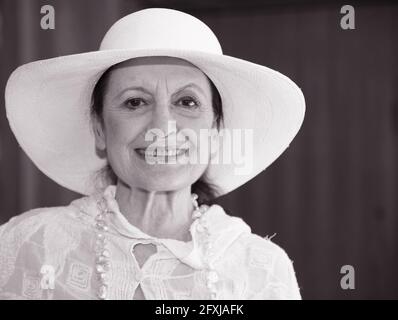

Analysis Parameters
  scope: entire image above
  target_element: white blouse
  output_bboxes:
[0,185,301,300]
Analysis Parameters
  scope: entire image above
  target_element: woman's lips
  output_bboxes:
[134,147,189,163]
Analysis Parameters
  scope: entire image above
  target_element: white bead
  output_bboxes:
[101,250,110,258]
[96,221,105,228]
[96,264,105,273]
[192,210,202,219]
[98,285,107,299]
[96,256,106,264]
[96,224,109,232]
[98,273,109,284]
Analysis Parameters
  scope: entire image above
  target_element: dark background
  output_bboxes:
[0,0,397,299]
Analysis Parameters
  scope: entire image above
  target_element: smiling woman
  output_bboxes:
[91,56,225,205]
[0,8,305,300]
[91,56,221,243]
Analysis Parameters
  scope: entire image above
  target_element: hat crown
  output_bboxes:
[100,8,223,54]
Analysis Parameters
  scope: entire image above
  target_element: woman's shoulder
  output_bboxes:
[235,231,295,270]
[0,194,101,299]
[215,206,293,264]
[0,206,67,238]
[212,207,301,299]
[232,232,301,299]
[0,193,99,239]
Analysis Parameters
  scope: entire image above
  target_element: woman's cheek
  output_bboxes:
[105,115,137,146]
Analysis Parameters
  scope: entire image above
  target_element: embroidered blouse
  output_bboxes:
[0,185,301,300]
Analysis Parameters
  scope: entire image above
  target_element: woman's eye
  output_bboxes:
[124,98,147,109]
[175,96,200,109]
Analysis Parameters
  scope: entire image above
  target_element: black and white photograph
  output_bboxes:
[0,0,397,302]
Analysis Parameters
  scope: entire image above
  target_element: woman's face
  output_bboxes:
[94,56,216,192]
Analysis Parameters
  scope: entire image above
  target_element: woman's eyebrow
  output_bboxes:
[173,83,206,96]
[113,86,152,100]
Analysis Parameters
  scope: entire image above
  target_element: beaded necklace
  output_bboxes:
[93,193,219,300]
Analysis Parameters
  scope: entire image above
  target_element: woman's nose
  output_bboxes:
[148,101,177,138]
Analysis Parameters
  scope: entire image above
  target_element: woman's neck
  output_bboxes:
[114,181,195,242]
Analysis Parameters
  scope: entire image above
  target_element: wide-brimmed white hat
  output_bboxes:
[5,8,305,197]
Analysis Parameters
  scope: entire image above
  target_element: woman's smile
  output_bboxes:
[134,146,190,164]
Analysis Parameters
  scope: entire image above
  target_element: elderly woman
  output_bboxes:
[0,8,305,300]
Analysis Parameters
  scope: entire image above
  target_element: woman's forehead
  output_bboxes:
[106,56,210,90]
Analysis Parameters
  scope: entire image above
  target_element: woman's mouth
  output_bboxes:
[134,147,189,163]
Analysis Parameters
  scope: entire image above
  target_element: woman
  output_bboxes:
[0,8,305,300]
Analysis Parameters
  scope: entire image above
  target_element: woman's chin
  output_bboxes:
[130,165,206,192]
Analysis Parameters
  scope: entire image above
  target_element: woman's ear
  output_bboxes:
[93,116,106,151]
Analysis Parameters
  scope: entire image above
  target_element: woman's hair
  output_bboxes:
[90,60,224,204]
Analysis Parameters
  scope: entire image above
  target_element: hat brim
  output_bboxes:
[5,48,305,196]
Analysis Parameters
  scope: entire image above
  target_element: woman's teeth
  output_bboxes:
[135,148,188,160]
